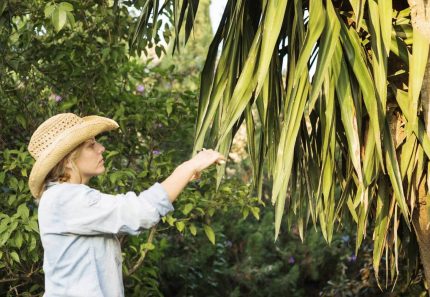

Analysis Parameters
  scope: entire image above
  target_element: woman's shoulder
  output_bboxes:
[47,181,91,191]
[40,182,94,203]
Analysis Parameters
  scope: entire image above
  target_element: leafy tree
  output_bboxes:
[135,0,430,292]
[0,1,258,295]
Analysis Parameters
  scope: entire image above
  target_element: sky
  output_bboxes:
[209,0,227,34]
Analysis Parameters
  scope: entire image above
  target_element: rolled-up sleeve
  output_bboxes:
[40,183,174,236]
[142,183,173,217]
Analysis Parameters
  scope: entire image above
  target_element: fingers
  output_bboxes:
[216,154,226,165]
[189,149,226,181]
[198,148,226,165]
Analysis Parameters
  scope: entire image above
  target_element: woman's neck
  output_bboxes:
[67,170,89,184]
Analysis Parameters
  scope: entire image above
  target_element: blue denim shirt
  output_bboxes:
[38,182,174,297]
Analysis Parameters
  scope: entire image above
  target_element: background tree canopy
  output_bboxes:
[1,0,430,296]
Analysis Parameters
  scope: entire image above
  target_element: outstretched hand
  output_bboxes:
[161,148,227,202]
[189,149,226,180]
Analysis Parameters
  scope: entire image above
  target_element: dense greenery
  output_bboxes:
[0,0,429,296]
[159,206,429,297]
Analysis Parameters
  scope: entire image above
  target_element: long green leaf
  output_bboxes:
[308,0,340,111]
[368,0,388,111]
[335,44,363,183]
[273,76,309,239]
[218,0,288,144]
[320,75,336,243]
[293,0,325,84]
[373,179,394,285]
[383,119,410,226]
[339,21,384,170]
[408,27,430,129]
[355,185,369,252]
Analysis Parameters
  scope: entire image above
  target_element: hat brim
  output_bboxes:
[29,116,119,198]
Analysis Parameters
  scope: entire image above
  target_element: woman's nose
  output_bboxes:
[97,143,105,153]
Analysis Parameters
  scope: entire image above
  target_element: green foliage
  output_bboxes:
[159,206,427,297]
[0,148,43,295]
[0,56,254,296]
[0,0,256,295]
[0,1,266,296]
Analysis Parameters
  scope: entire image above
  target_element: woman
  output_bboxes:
[28,113,225,297]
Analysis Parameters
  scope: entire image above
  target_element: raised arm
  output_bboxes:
[161,149,226,202]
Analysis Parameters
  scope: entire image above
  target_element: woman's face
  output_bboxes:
[68,137,106,184]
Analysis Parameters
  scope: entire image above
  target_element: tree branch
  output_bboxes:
[0,277,19,283]
[126,226,157,276]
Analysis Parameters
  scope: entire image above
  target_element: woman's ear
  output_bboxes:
[65,158,74,171]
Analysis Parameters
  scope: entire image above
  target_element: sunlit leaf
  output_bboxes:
[203,224,215,244]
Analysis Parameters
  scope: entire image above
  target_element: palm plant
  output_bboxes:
[134,0,430,290]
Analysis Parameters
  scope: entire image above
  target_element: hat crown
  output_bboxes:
[28,113,83,159]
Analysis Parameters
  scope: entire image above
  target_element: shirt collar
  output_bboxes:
[46,181,60,188]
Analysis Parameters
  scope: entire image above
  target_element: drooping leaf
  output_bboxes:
[203,224,215,244]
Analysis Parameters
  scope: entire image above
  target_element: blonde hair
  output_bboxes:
[42,143,85,190]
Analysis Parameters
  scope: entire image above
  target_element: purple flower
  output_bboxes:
[136,84,145,93]
[349,254,357,262]
[288,256,295,264]
[49,93,63,102]
[157,123,163,128]
[152,150,160,155]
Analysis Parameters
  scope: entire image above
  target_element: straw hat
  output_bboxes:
[28,113,119,198]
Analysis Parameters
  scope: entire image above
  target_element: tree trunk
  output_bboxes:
[408,0,430,40]
[409,1,430,289]
[413,50,430,295]
[413,176,430,294]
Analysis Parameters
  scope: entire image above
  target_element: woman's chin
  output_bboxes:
[91,167,106,177]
